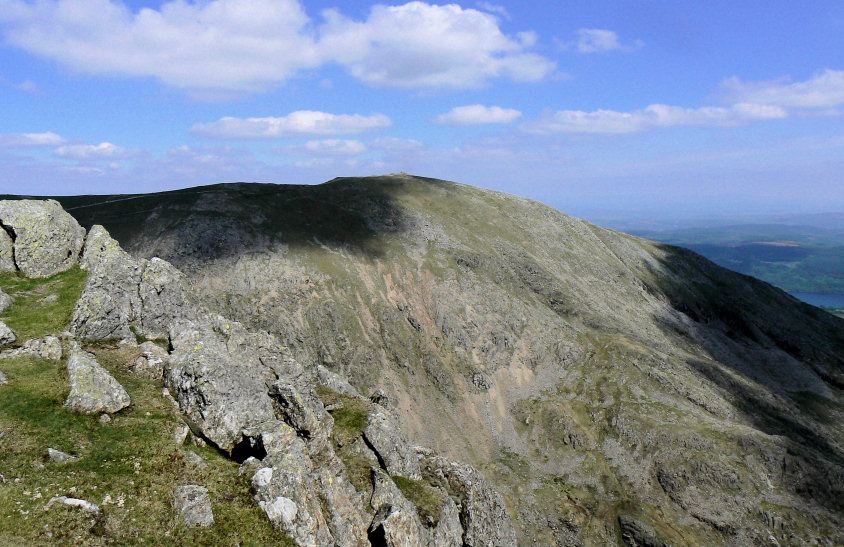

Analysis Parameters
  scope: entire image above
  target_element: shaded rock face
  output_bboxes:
[0,199,85,278]
[64,350,131,414]
[363,405,422,480]
[173,485,214,527]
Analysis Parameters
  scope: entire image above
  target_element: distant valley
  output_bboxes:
[624,214,844,317]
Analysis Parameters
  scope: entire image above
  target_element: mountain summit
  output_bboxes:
[50,174,844,544]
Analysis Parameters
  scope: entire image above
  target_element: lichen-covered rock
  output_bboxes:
[267,373,333,453]
[0,369,7,384]
[79,224,121,271]
[70,237,142,342]
[137,258,201,339]
[0,199,85,278]
[0,335,62,360]
[417,448,517,547]
[173,485,214,527]
[163,324,274,453]
[0,321,16,346]
[64,350,130,414]
[0,230,14,273]
[364,405,422,480]
[0,290,13,313]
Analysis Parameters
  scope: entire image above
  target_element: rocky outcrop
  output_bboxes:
[0,321,16,346]
[164,323,275,454]
[0,369,7,384]
[173,485,214,527]
[64,350,131,414]
[131,341,168,379]
[0,199,85,278]
[0,230,14,273]
[0,335,62,360]
[417,448,517,547]
[363,405,422,480]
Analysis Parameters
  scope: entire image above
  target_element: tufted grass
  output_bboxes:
[0,266,88,342]
[391,474,448,527]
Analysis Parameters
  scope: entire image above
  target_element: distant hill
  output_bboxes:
[16,174,844,544]
[629,219,844,294]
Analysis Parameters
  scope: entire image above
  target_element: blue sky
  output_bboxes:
[1,0,843,220]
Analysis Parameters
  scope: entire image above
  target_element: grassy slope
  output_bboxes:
[0,268,293,545]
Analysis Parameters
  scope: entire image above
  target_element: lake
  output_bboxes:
[790,292,844,308]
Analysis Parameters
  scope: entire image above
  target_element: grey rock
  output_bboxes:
[70,234,142,342]
[163,324,274,454]
[79,224,122,271]
[430,496,464,547]
[173,485,214,527]
[369,388,392,409]
[131,341,169,379]
[0,229,14,273]
[98,413,111,424]
[0,321,16,346]
[267,376,333,452]
[369,469,425,546]
[0,370,7,384]
[1,335,62,360]
[417,449,517,547]
[0,290,13,313]
[618,515,667,547]
[0,199,85,278]
[45,496,100,515]
[174,424,190,445]
[136,257,201,340]
[47,447,76,464]
[181,450,208,468]
[363,405,422,480]
[64,350,131,414]
[316,364,361,398]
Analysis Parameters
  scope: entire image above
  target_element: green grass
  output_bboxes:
[0,350,294,545]
[391,475,448,526]
[0,266,88,341]
[316,385,375,495]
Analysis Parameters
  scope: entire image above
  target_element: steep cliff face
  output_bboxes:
[54,175,844,544]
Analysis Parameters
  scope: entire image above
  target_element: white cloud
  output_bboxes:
[475,2,509,19]
[721,69,844,109]
[0,131,65,147]
[522,103,787,134]
[562,29,643,53]
[0,0,554,94]
[192,111,392,139]
[303,139,367,155]
[54,142,143,160]
[320,2,554,88]
[436,104,522,125]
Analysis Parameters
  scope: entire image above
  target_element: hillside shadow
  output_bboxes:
[52,177,414,262]
[644,243,844,465]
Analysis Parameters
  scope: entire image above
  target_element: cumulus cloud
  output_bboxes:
[436,104,522,125]
[54,142,144,160]
[522,103,787,134]
[0,0,554,93]
[372,137,425,151]
[0,131,65,147]
[192,111,392,139]
[475,2,509,19]
[561,29,643,53]
[303,139,367,155]
[721,69,844,109]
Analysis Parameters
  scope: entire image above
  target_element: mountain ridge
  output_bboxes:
[9,174,844,544]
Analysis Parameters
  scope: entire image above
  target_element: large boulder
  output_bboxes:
[163,324,274,453]
[0,199,85,278]
[64,350,131,414]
